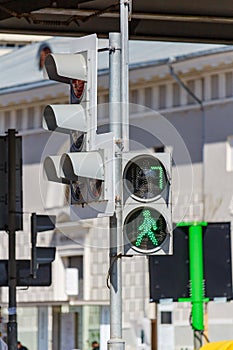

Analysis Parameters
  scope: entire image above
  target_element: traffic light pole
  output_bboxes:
[107,4,129,348]
[108,32,125,350]
[7,129,18,350]
[31,213,38,279]
[120,0,129,152]
[178,222,209,350]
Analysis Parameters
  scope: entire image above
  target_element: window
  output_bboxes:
[172,83,180,107]
[211,74,219,100]
[3,110,10,131]
[187,80,195,105]
[226,72,233,97]
[130,89,138,104]
[161,311,172,324]
[27,107,35,129]
[16,109,23,131]
[68,256,83,298]
[226,136,233,171]
[158,85,166,109]
[145,87,152,108]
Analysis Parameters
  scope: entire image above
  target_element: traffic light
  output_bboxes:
[0,130,23,230]
[31,213,56,279]
[43,33,97,150]
[122,151,172,255]
[43,34,115,219]
[59,131,114,220]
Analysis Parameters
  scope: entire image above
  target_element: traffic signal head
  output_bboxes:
[57,133,115,219]
[42,35,114,219]
[60,149,104,205]
[44,34,97,150]
[45,53,88,105]
[43,105,87,134]
[123,152,172,255]
[30,213,56,279]
[45,53,87,83]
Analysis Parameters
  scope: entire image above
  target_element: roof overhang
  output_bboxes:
[1,1,233,43]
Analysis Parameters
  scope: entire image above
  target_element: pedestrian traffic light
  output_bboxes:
[43,34,115,219]
[31,213,56,279]
[122,152,172,255]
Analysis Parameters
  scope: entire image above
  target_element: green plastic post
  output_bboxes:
[189,224,205,330]
[178,222,209,331]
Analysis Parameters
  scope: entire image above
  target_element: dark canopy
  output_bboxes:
[0,0,233,43]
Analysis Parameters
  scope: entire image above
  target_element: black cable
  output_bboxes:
[189,307,210,346]
[106,253,122,289]
[194,330,202,349]
[189,312,192,326]
[201,330,210,343]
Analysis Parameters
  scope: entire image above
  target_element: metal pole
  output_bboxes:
[31,213,37,279]
[7,129,18,350]
[120,0,129,152]
[108,32,125,350]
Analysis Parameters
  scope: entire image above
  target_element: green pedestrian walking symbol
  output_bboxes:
[135,209,159,247]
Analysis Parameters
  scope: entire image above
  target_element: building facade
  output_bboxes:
[0,37,233,350]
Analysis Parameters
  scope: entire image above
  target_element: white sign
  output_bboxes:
[65,268,79,296]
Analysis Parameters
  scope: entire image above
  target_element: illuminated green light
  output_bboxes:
[124,207,167,252]
[135,209,159,247]
[150,166,163,189]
